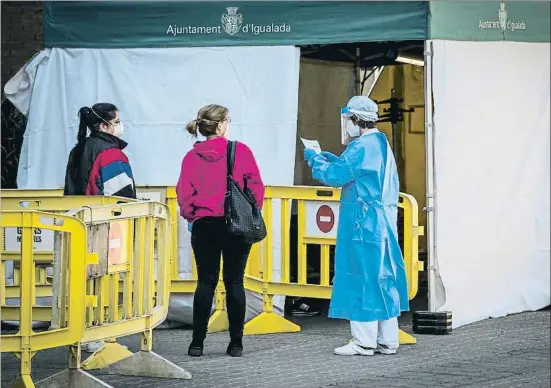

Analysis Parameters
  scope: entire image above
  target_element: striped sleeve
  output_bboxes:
[87,148,136,198]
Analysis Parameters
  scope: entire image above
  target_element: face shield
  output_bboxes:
[340,106,361,145]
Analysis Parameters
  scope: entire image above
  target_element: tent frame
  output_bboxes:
[424,40,438,312]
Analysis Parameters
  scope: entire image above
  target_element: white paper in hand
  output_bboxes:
[300,137,322,154]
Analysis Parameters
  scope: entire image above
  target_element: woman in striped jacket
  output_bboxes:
[63,103,136,353]
[64,103,136,198]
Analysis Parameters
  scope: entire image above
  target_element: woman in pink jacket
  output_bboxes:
[176,104,265,358]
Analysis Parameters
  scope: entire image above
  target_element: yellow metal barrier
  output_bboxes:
[1,188,178,279]
[0,210,96,387]
[117,187,231,332]
[243,186,424,344]
[2,186,424,346]
[62,202,191,382]
[1,195,135,303]
[1,202,192,387]
[1,188,225,333]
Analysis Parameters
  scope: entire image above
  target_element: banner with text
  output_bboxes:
[430,1,550,43]
[43,1,428,48]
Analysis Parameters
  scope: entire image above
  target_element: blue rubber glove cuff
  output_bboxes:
[303,148,317,162]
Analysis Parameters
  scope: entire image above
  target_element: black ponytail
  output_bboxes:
[67,103,118,183]
[75,103,118,145]
[77,106,92,143]
[77,106,92,144]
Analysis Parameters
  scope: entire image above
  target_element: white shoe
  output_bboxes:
[82,341,105,353]
[334,341,374,356]
[375,344,397,355]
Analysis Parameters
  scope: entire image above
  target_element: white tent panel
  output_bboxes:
[432,40,550,328]
[6,46,301,325]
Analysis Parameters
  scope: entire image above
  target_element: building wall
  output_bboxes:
[295,58,353,186]
[1,1,43,100]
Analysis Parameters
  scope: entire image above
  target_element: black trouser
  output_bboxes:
[191,217,251,344]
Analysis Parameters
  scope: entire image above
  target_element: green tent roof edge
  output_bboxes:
[428,1,550,43]
[42,1,550,48]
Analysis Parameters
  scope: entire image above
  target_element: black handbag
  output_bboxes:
[224,140,267,244]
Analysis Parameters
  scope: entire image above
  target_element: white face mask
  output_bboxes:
[346,122,360,138]
[112,121,124,138]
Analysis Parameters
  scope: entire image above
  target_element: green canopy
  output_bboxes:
[43,1,428,48]
[430,1,550,43]
[43,1,549,49]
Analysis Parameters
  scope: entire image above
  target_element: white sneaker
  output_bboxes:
[334,341,374,356]
[375,344,397,355]
[82,341,105,353]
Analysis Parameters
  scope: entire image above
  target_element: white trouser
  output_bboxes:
[350,317,399,350]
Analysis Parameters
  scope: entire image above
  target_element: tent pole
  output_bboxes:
[354,47,361,95]
[424,40,437,312]
[390,88,398,159]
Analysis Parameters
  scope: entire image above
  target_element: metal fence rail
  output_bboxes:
[1,203,192,387]
[0,210,94,387]
[2,185,424,348]
[1,195,134,320]
[243,186,424,343]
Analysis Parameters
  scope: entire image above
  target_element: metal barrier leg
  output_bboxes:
[80,342,133,371]
[98,321,192,380]
[12,375,35,388]
[35,345,114,388]
[207,282,229,333]
[244,292,300,336]
[35,370,113,388]
[399,329,417,345]
[100,351,192,380]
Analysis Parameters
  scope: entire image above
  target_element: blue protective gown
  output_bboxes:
[306,130,409,322]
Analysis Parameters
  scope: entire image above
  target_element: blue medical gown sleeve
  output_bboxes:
[320,151,338,162]
[307,138,380,188]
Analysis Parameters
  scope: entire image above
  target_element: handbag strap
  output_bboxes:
[225,140,237,192]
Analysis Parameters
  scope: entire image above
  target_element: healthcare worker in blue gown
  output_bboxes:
[304,96,409,356]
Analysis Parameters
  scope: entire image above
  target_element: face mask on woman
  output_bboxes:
[112,121,124,138]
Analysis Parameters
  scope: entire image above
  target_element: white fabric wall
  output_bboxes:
[431,40,550,328]
[5,46,301,325]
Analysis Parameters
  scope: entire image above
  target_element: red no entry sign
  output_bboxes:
[316,205,335,233]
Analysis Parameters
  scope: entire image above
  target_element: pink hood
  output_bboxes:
[191,137,228,162]
[176,137,265,223]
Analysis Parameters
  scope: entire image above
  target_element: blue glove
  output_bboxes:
[187,221,194,232]
[320,151,338,162]
[303,148,317,162]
